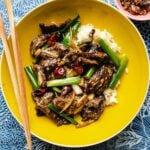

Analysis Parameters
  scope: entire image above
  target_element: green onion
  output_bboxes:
[47,76,80,87]
[84,67,96,79]
[24,66,40,90]
[109,56,129,89]
[99,38,121,67]
[27,66,36,77]
[63,22,80,47]
[52,87,61,93]
[48,103,78,125]
[44,44,49,49]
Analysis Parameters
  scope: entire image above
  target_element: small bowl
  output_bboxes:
[114,0,150,21]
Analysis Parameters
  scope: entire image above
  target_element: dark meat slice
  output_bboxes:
[40,48,60,59]
[80,96,105,121]
[33,64,46,87]
[39,19,71,34]
[77,57,99,65]
[40,43,67,59]
[63,50,79,64]
[33,92,54,116]
[30,34,49,57]
[86,65,114,95]
[39,23,59,34]
[50,111,69,126]
[79,43,102,52]
[33,92,69,126]
[82,51,108,60]
[40,58,61,69]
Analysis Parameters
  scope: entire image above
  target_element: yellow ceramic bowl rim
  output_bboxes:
[0,0,149,147]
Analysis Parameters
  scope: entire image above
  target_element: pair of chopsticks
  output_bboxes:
[0,0,32,149]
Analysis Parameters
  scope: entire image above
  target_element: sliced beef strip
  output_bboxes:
[40,48,60,59]
[62,49,105,66]
[39,19,71,34]
[62,50,79,64]
[40,43,67,59]
[39,23,59,34]
[33,92,69,126]
[86,65,115,95]
[82,51,108,60]
[33,92,54,116]
[77,57,99,65]
[40,58,61,69]
[80,96,105,121]
[30,34,50,57]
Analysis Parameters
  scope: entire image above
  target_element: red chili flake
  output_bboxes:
[74,66,84,74]
[47,32,60,46]
[71,63,84,74]
[54,66,66,78]
[32,88,47,96]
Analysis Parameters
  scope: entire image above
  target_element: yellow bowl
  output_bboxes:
[0,0,149,147]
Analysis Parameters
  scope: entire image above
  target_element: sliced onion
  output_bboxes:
[72,85,83,95]
[37,71,43,86]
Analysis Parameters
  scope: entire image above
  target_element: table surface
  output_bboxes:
[0,0,150,150]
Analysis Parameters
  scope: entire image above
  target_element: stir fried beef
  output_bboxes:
[120,0,150,15]
[39,19,71,34]
[33,92,69,125]
[82,52,108,60]
[26,16,126,127]
[81,96,105,121]
[30,34,50,57]
[86,65,115,95]
[33,92,54,115]
[40,43,67,59]
[77,57,99,65]
[40,58,61,68]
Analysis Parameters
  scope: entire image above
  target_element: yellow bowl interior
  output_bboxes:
[0,0,149,147]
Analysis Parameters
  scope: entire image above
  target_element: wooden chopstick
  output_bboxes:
[4,0,32,149]
[0,14,32,150]
[0,15,22,117]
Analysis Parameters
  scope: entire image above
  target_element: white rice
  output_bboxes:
[76,24,121,53]
[76,24,94,44]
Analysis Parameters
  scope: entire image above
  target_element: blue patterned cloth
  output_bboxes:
[0,0,149,149]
